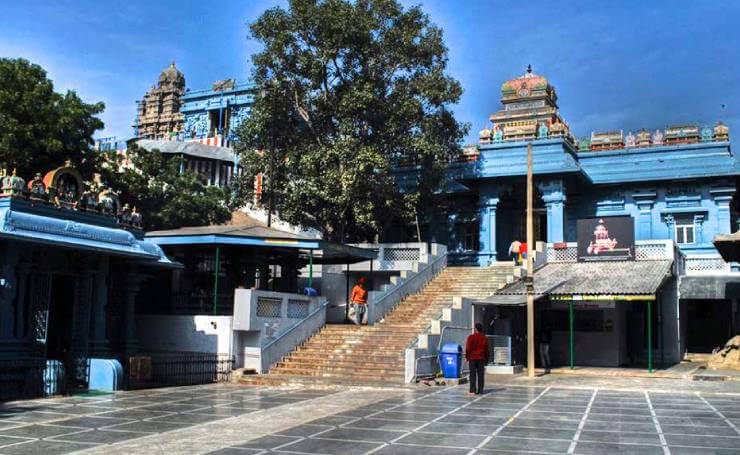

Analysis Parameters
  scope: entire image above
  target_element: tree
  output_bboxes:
[103,143,231,231]
[0,58,104,177]
[234,0,467,242]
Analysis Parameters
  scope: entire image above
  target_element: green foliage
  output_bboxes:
[0,58,104,177]
[234,0,468,242]
[103,143,231,231]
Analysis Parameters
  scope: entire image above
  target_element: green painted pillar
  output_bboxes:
[308,250,314,289]
[213,246,221,316]
[569,301,574,370]
[647,299,653,373]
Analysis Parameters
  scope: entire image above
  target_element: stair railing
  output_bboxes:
[259,299,329,373]
[367,250,447,324]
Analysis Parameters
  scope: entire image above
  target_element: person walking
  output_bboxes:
[538,323,552,373]
[349,276,368,325]
[508,240,522,265]
[465,323,490,395]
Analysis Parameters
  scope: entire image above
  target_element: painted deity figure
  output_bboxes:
[2,169,25,196]
[537,122,549,139]
[492,125,504,142]
[28,173,47,200]
[131,206,143,229]
[119,203,133,226]
[653,129,664,145]
[98,188,118,215]
[625,131,636,147]
[701,126,713,142]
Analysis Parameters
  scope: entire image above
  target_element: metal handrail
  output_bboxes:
[262,298,328,350]
[370,251,447,323]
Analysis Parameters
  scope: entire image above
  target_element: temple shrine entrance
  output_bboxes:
[495,183,547,261]
[46,274,76,363]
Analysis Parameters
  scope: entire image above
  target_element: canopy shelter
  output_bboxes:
[714,232,740,263]
[478,260,673,372]
[145,220,376,315]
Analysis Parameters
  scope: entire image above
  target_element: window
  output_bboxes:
[457,223,479,251]
[675,217,695,244]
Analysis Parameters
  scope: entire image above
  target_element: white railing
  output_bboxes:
[233,289,328,373]
[325,242,432,273]
[546,240,675,263]
[367,246,447,324]
[683,255,733,275]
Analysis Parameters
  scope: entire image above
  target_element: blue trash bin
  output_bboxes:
[439,343,463,379]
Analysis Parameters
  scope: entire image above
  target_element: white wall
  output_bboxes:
[136,315,234,356]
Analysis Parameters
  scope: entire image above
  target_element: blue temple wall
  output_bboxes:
[180,82,255,140]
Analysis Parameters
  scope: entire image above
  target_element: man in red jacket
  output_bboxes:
[465,323,489,395]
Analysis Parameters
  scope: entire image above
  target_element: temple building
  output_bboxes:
[0,165,174,398]
[133,62,186,140]
[180,78,255,147]
[395,67,740,368]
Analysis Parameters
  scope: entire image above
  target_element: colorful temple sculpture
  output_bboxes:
[133,62,186,140]
[0,164,172,397]
[180,78,255,147]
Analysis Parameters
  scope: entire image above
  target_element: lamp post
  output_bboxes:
[526,141,535,378]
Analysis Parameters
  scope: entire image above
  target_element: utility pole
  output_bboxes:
[526,142,535,378]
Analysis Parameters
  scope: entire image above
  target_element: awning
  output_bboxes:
[0,205,176,267]
[714,232,740,262]
[146,225,377,264]
[478,260,673,304]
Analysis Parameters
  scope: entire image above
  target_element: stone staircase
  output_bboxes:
[238,265,512,386]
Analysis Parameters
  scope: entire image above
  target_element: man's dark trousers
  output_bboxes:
[469,360,485,394]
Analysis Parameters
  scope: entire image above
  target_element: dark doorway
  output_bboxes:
[46,274,76,361]
[686,299,734,353]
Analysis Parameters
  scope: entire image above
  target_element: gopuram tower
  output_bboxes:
[133,61,185,139]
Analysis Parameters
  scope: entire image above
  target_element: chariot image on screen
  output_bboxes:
[586,219,619,255]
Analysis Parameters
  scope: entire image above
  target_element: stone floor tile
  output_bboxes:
[0,424,87,439]
[373,444,471,455]
[573,441,664,455]
[577,429,662,445]
[275,424,334,437]
[497,426,575,441]
[661,423,740,436]
[274,437,382,455]
[315,427,403,442]
[342,418,421,432]
[664,434,740,449]
[49,429,150,444]
[392,431,487,448]
[235,434,301,449]
[481,435,571,452]
[0,435,34,447]
[0,439,97,455]
[46,416,133,428]
[205,448,263,455]
[146,413,227,425]
[100,420,191,433]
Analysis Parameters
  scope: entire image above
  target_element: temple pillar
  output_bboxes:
[90,257,109,356]
[634,192,657,240]
[663,214,676,241]
[0,243,17,339]
[478,183,500,266]
[447,213,457,252]
[539,180,566,243]
[694,214,705,244]
[123,266,145,357]
[711,187,735,235]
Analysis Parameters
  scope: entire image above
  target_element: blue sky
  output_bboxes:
[1,0,738,146]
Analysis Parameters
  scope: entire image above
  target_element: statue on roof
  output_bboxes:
[2,169,25,197]
[537,122,549,139]
[625,131,636,147]
[701,126,713,142]
[653,129,664,145]
[28,173,47,201]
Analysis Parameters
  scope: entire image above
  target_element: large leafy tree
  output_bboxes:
[0,58,104,177]
[103,144,231,231]
[234,0,467,242]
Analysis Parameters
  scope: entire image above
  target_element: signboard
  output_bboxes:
[577,216,634,262]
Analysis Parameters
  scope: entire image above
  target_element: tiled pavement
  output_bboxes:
[1,383,740,454]
[0,385,335,454]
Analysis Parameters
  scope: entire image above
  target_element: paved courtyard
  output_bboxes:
[0,380,739,454]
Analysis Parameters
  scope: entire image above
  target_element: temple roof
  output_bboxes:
[136,139,236,162]
[158,61,185,89]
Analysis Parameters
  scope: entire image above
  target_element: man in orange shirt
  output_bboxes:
[465,323,490,395]
[350,276,368,325]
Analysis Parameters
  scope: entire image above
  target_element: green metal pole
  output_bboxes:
[647,299,653,373]
[569,301,574,370]
[213,246,221,316]
[308,250,313,289]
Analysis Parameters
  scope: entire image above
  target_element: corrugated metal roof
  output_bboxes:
[136,139,237,162]
[489,260,672,298]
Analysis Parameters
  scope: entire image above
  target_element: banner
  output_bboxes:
[577,216,634,262]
